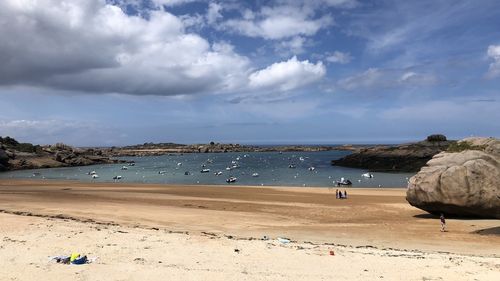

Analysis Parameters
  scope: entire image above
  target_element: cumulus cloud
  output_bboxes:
[326,51,352,64]
[486,44,500,78]
[275,37,308,55]
[0,0,256,96]
[249,56,326,91]
[220,5,333,40]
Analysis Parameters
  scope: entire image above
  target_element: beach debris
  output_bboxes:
[234,249,240,253]
[50,253,95,265]
[329,250,335,256]
[277,237,290,244]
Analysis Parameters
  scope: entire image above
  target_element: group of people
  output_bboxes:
[335,189,347,199]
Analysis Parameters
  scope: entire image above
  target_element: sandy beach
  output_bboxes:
[1,179,499,280]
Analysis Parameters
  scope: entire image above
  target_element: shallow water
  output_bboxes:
[0,151,414,188]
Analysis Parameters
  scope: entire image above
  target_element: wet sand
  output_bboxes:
[0,179,499,280]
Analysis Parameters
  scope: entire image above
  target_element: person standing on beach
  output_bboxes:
[336,189,339,199]
[344,190,347,199]
[440,213,446,232]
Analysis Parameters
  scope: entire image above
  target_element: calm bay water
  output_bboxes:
[0,151,414,188]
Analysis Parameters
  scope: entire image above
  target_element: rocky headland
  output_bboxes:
[330,135,454,172]
[406,137,500,218]
[0,136,124,171]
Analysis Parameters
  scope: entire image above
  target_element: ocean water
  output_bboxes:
[0,151,414,188]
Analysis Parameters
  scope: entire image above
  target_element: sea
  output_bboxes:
[0,151,414,188]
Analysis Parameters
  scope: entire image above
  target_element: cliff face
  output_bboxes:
[331,139,453,172]
[406,137,500,218]
[0,137,123,171]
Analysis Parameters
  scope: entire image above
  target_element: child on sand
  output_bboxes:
[440,213,446,232]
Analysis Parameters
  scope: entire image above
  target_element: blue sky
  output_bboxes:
[0,0,499,146]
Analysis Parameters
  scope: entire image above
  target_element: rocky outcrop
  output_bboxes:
[0,137,125,171]
[406,137,500,218]
[331,137,453,172]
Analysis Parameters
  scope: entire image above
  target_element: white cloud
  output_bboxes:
[249,56,326,91]
[220,5,333,40]
[275,36,308,55]
[326,51,352,64]
[206,2,223,24]
[0,119,125,145]
[0,0,255,96]
[337,68,382,90]
[486,44,500,78]
[338,68,437,91]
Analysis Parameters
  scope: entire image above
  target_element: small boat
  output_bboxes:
[201,164,206,168]
[252,173,259,177]
[206,159,213,164]
[299,157,305,161]
[225,167,232,171]
[231,165,240,169]
[32,172,41,177]
[158,171,166,175]
[200,169,210,173]
[226,176,237,183]
[177,162,182,166]
[214,171,223,176]
[236,157,241,161]
[88,170,97,175]
[288,164,296,169]
[128,162,135,166]
[92,174,99,179]
[361,173,374,178]
[184,171,190,175]
[231,160,237,165]
[308,167,315,171]
[336,177,352,186]
[121,166,128,170]
[113,175,122,180]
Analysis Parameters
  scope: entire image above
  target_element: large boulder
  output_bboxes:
[406,137,500,218]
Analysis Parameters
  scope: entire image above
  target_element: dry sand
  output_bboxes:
[0,179,499,280]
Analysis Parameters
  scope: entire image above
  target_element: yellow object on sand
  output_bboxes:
[70,253,80,262]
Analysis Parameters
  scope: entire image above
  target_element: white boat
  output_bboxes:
[121,166,128,170]
[113,175,122,180]
[200,169,210,173]
[92,174,99,179]
[177,162,182,166]
[299,157,305,161]
[288,164,296,169]
[89,170,97,175]
[361,173,374,178]
[158,171,166,175]
[214,171,223,176]
[308,167,315,171]
[252,173,259,177]
[226,167,232,171]
[226,176,237,183]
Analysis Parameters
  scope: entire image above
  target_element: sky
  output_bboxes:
[0,0,499,146]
